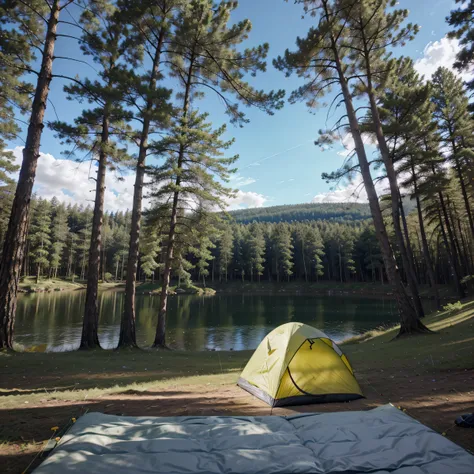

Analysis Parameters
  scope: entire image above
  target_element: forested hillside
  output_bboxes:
[229,203,372,224]
[3,188,470,294]
[1,197,375,285]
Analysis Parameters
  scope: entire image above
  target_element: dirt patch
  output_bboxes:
[2,367,473,474]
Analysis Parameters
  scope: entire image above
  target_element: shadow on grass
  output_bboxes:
[0,350,252,395]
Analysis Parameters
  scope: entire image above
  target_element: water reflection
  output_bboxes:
[13,291,403,352]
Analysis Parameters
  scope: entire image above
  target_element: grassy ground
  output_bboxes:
[1,298,473,472]
[343,298,474,370]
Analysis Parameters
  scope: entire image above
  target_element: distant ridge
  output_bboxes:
[229,203,371,224]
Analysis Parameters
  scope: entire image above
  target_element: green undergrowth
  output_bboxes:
[137,282,216,296]
[19,277,85,293]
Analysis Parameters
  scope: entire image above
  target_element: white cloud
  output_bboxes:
[9,147,268,213]
[229,173,256,187]
[337,132,376,158]
[414,36,471,81]
[10,147,142,212]
[226,190,268,210]
[311,176,387,204]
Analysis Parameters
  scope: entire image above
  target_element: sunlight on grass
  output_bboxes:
[342,299,474,345]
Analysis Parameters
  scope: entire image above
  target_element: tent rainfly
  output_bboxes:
[238,322,363,407]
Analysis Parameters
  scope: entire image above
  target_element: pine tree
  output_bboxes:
[66,231,78,281]
[273,223,293,282]
[0,0,67,349]
[247,223,265,282]
[191,234,216,287]
[305,225,325,282]
[275,0,428,335]
[150,0,284,347]
[49,199,69,278]
[29,199,51,283]
[0,1,40,238]
[358,226,384,283]
[418,133,466,299]
[0,157,17,250]
[376,58,440,306]
[140,220,162,282]
[120,0,176,348]
[149,111,237,346]
[431,67,474,236]
[216,224,233,282]
[50,0,139,349]
[340,0,426,322]
[447,1,474,94]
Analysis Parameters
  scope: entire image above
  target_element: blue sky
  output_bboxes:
[7,0,464,211]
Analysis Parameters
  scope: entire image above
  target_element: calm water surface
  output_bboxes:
[14,291,402,352]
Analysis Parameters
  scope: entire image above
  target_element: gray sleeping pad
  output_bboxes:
[34,404,474,473]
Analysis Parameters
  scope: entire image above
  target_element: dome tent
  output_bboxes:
[238,322,363,407]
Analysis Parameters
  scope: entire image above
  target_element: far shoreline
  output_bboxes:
[17,277,458,302]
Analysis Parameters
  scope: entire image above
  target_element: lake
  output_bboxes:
[13,290,404,352]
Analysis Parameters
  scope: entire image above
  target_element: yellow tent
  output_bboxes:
[238,322,363,407]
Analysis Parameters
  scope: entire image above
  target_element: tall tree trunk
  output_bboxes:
[446,195,467,274]
[301,237,308,282]
[80,116,109,350]
[413,170,440,307]
[398,191,425,317]
[323,9,425,335]
[399,192,417,281]
[439,192,465,299]
[457,219,472,274]
[276,250,280,283]
[153,55,194,348]
[121,26,166,349]
[0,0,60,350]
[338,244,343,283]
[438,208,464,299]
